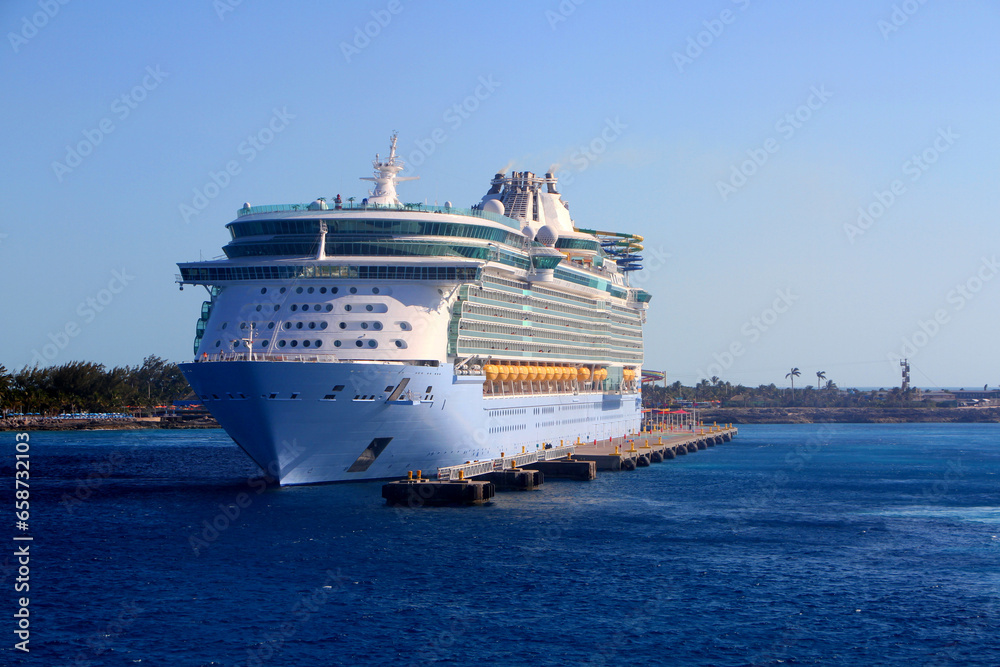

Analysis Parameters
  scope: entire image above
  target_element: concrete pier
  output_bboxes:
[483,469,544,490]
[382,479,494,506]
[524,459,597,481]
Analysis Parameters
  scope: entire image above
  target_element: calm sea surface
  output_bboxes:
[3,424,999,666]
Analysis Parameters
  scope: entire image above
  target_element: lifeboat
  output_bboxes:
[578,367,591,382]
[517,364,528,382]
[545,365,555,381]
[553,366,564,382]
[485,363,499,382]
[528,364,538,382]
[498,364,510,382]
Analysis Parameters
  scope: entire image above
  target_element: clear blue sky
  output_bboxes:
[2,0,998,389]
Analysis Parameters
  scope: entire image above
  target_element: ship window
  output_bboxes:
[280,287,286,294]
[268,322,275,329]
[372,287,380,294]
[339,322,346,329]
[350,287,357,294]
[368,340,377,348]
[395,340,405,348]
[303,340,311,347]
[366,305,374,312]
[355,340,363,347]
[320,322,328,330]
[320,287,327,294]
[291,340,298,347]
[291,304,298,312]
[240,322,247,329]
[296,322,303,329]
[260,288,267,294]
[309,322,316,329]
[384,385,395,392]
[260,340,268,347]
[332,287,339,294]
[307,287,314,294]
[315,340,322,348]
[345,305,352,312]
[334,340,342,347]
[283,322,291,329]
[361,323,368,330]
[325,305,333,312]
[278,340,286,347]
[314,305,321,311]
[274,305,280,311]
[333,385,345,391]
[296,287,303,294]
[221,322,227,329]
[255,305,262,312]
[400,322,411,331]
[215,340,221,347]
[373,322,382,331]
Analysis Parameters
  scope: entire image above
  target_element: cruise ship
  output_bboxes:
[177,135,651,484]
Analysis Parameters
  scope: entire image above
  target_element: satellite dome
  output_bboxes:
[482,198,505,215]
[522,225,538,241]
[536,224,558,246]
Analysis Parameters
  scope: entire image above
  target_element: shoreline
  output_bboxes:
[693,406,1000,424]
[0,417,220,432]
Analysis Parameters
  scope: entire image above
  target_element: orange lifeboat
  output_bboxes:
[485,363,499,382]
[553,366,564,382]
[527,364,538,382]
[498,364,510,382]
[517,364,529,382]
[578,367,591,382]
[545,365,555,382]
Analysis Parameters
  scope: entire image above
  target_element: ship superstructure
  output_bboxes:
[177,135,651,484]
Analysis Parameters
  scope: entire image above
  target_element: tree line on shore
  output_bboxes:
[644,378,953,409]
[0,356,190,416]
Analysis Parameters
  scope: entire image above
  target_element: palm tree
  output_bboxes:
[816,371,826,391]
[785,367,801,404]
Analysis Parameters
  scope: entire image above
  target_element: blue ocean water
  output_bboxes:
[4,423,999,666]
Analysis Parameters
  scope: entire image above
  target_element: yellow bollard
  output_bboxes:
[657,436,663,445]
[408,471,413,480]
[417,469,422,480]
[458,470,464,480]
[614,445,620,455]
[522,445,526,453]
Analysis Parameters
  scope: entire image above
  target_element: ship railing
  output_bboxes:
[235,201,521,230]
[192,352,339,363]
[436,444,577,481]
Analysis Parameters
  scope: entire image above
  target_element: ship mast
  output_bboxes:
[359,132,419,206]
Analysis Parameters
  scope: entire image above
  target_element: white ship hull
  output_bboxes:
[181,360,641,484]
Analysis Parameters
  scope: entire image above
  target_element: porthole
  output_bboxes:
[308,322,316,329]
[268,322,275,329]
[221,322,227,330]
[296,287,303,294]
[278,340,286,347]
[372,287,380,294]
[291,305,298,312]
[283,322,291,330]
[325,304,333,312]
[315,340,322,348]
[400,322,411,331]
[274,305,280,311]
[280,287,286,294]
[368,340,377,348]
[373,322,382,331]
[260,288,267,294]
[240,323,247,330]
[339,322,346,329]
[320,287,327,294]
[215,340,222,347]
[314,305,321,311]
[320,322,328,330]
[255,305,262,312]
[260,340,268,347]
[345,305,352,312]
[332,287,339,294]
[366,305,374,312]
[361,323,368,330]
[307,287,315,294]
[394,340,404,348]
[303,340,311,348]
[355,340,363,347]
[290,340,298,347]
[296,322,303,329]
[349,287,357,294]
[334,340,342,347]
